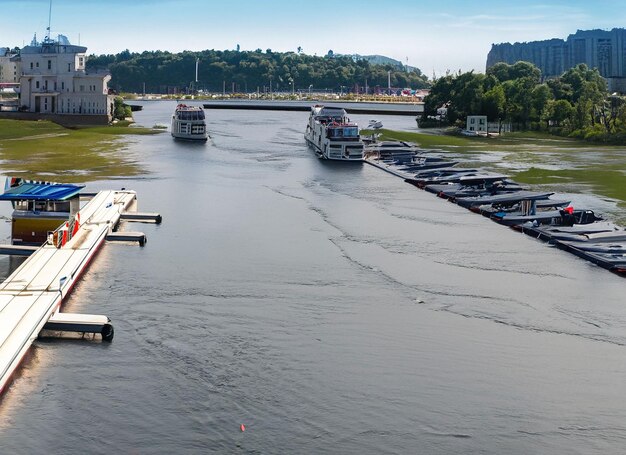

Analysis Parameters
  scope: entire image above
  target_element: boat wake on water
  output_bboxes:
[269,179,626,349]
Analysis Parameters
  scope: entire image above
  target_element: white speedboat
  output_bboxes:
[304,105,363,160]
[368,119,383,129]
[171,104,208,141]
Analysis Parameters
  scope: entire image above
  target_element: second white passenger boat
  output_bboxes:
[304,105,364,161]
[171,104,208,141]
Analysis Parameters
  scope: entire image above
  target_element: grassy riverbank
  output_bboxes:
[0,119,161,182]
[373,129,626,223]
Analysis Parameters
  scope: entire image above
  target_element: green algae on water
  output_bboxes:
[0,119,162,182]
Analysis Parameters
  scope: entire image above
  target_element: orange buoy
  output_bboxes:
[71,212,81,237]
[61,222,69,246]
[240,424,245,432]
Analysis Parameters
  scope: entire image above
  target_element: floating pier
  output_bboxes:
[0,189,153,395]
[106,231,147,246]
[120,211,162,224]
[43,312,114,341]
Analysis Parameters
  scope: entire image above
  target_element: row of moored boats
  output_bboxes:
[365,142,626,276]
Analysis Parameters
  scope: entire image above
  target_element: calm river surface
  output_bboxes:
[1,101,625,454]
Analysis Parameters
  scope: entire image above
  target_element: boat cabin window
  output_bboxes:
[315,115,344,125]
[178,110,205,121]
[13,200,70,212]
[14,200,29,211]
[327,126,358,139]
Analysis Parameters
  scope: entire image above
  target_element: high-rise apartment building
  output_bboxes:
[487,28,626,91]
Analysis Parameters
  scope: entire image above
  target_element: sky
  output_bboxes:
[1,0,625,77]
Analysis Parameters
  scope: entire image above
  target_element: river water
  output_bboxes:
[1,101,625,454]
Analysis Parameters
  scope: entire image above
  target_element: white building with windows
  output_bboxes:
[0,47,20,84]
[466,115,487,133]
[18,35,114,119]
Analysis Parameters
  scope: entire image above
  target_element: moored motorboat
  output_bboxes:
[368,119,383,129]
[363,140,421,161]
[405,169,481,187]
[491,207,601,227]
[426,174,523,199]
[455,190,554,209]
[473,198,570,217]
[552,240,626,274]
[395,160,460,172]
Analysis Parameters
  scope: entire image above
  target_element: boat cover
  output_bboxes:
[0,179,84,201]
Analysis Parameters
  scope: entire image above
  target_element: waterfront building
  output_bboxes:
[0,48,20,84]
[466,115,487,133]
[487,28,626,92]
[17,35,114,119]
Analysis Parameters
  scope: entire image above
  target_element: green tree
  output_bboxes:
[487,61,541,84]
[509,61,541,83]
[546,78,573,102]
[530,83,554,123]
[483,84,506,125]
[486,62,511,82]
[502,77,535,127]
[543,99,574,128]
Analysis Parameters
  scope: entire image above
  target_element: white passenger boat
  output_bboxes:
[304,105,364,160]
[171,104,208,141]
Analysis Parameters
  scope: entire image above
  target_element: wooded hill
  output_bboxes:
[87,49,430,94]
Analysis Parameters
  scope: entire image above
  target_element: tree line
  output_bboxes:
[87,49,430,94]
[423,61,626,142]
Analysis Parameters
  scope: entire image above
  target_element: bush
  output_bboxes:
[568,129,585,139]
[416,118,444,128]
[113,97,133,121]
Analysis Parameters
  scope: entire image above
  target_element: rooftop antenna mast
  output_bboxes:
[46,0,53,41]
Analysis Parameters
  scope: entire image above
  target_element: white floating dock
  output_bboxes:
[0,190,137,395]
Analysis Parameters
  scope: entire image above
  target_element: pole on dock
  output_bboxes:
[58,276,67,299]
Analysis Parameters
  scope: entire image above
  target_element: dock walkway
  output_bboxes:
[0,190,137,394]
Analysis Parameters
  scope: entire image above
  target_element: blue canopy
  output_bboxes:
[0,182,84,201]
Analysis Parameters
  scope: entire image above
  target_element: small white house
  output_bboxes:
[18,35,114,119]
[466,115,487,132]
